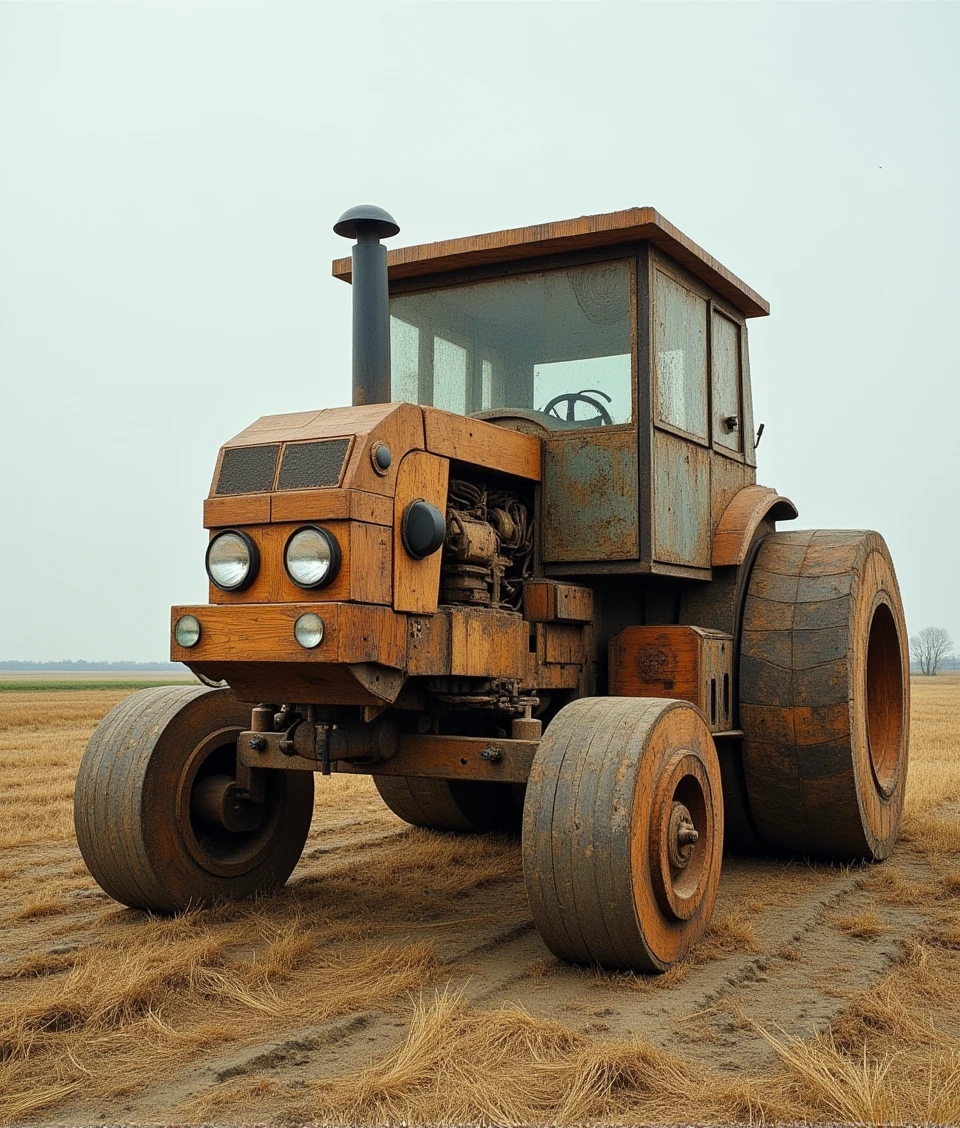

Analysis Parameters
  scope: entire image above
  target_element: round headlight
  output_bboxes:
[284,526,341,589]
[174,614,201,648]
[294,612,325,649]
[206,530,259,592]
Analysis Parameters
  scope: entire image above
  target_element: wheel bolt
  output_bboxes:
[678,823,699,847]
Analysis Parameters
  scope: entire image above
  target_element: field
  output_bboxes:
[0,677,958,1124]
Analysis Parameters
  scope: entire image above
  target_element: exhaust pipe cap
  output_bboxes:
[334,204,400,240]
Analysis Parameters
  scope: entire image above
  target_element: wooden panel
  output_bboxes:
[709,456,755,545]
[204,662,402,707]
[450,608,527,679]
[270,489,393,527]
[339,734,537,784]
[332,207,770,319]
[209,520,391,606]
[712,485,799,567]
[652,429,710,568]
[527,622,589,690]
[406,613,452,676]
[609,625,734,732]
[423,408,542,482]
[523,581,594,623]
[544,623,588,665]
[220,401,425,499]
[393,450,449,614]
[171,602,406,668]
[351,522,393,604]
[404,607,529,679]
[203,494,271,529]
[542,429,639,562]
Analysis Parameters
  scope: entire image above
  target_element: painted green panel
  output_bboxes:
[542,433,639,562]
[652,430,710,567]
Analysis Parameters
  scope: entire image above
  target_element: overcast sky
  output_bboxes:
[1,2,957,662]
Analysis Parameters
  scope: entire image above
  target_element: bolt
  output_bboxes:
[677,823,699,847]
[479,746,503,762]
[248,736,267,752]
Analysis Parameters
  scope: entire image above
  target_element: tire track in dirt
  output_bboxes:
[161,838,935,1114]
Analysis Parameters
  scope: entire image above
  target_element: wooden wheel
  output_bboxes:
[74,686,314,912]
[740,530,909,859]
[373,775,524,834]
[523,697,723,971]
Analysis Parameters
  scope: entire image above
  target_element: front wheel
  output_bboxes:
[74,686,314,912]
[522,697,723,971]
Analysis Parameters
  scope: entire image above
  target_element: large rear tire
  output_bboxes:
[739,530,909,859]
[523,697,723,971]
[373,775,524,833]
[74,686,314,912]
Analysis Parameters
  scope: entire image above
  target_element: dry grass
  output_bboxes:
[901,671,960,861]
[829,910,887,940]
[0,676,959,1123]
[188,981,960,1126]
[186,988,766,1124]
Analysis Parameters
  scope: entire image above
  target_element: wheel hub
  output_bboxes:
[176,726,284,878]
[191,774,266,834]
[667,802,699,870]
[649,750,713,922]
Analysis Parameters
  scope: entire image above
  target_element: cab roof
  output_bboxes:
[332,207,769,319]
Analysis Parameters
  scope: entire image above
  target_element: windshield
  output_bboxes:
[389,260,633,429]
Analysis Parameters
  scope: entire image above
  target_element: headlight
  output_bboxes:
[174,614,201,648]
[205,530,259,592]
[284,526,341,589]
[294,612,325,649]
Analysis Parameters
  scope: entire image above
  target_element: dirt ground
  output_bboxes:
[1,677,959,1124]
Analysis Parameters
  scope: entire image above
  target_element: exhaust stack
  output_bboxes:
[334,204,400,407]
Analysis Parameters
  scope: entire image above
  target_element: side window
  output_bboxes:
[654,270,708,440]
[712,310,743,454]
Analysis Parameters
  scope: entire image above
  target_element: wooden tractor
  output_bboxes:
[76,206,910,972]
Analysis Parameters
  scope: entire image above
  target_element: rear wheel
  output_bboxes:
[373,775,524,833]
[739,530,909,859]
[75,686,314,911]
[523,697,723,971]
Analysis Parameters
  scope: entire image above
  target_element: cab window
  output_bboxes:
[389,260,633,428]
[712,310,743,454]
[653,269,708,441]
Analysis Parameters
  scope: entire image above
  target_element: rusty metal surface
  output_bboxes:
[652,429,710,568]
[542,430,639,562]
[341,733,538,784]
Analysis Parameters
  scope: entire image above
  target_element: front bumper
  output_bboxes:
[170,602,408,705]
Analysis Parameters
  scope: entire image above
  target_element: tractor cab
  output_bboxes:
[334,208,770,576]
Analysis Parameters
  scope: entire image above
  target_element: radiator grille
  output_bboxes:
[215,445,280,495]
[277,438,351,490]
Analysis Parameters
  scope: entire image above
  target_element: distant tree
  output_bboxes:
[910,626,954,676]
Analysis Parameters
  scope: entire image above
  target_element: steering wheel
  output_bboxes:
[541,388,614,426]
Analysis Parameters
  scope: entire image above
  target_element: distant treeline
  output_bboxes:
[0,660,185,671]
[911,657,959,672]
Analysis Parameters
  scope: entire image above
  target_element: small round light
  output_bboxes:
[175,615,201,648]
[371,442,392,473]
[284,526,341,589]
[294,613,325,649]
[206,530,258,592]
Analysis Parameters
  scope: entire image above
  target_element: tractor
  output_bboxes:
[75,206,909,972]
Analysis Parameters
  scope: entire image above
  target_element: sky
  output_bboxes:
[1,2,957,662]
